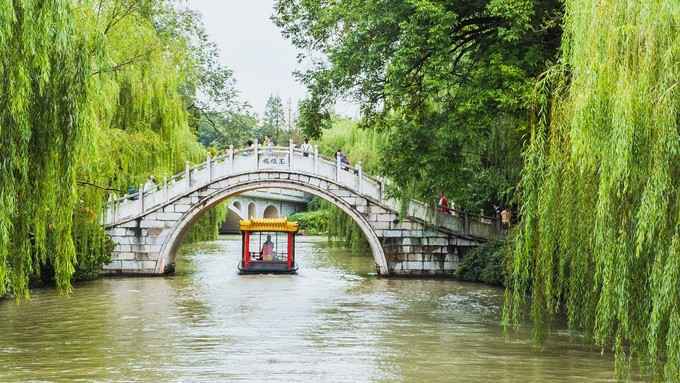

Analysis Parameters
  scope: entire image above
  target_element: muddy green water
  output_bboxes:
[0,236,621,382]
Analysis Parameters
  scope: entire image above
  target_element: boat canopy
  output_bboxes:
[239,218,299,233]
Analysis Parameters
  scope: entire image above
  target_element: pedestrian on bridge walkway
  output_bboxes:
[501,207,512,233]
[301,137,312,157]
[144,176,157,193]
[438,192,449,213]
[264,136,273,156]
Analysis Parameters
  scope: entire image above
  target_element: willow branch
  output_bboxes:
[90,48,155,76]
[77,180,124,193]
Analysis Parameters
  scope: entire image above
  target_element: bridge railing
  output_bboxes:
[102,141,500,240]
[104,142,377,225]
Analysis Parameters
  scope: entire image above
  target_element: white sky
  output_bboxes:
[186,0,358,119]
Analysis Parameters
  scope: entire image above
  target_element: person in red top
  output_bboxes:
[438,192,449,213]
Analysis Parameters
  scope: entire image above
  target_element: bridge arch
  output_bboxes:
[158,178,388,274]
[232,200,242,213]
[103,147,499,277]
[229,200,245,219]
[263,205,279,218]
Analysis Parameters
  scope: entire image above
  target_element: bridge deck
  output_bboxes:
[104,145,499,241]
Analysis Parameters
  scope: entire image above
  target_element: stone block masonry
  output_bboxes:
[104,146,498,277]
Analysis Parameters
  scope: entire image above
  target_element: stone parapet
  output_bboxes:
[103,146,497,277]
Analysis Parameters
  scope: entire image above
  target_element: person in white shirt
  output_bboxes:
[143,176,157,193]
[263,135,273,156]
[301,137,312,157]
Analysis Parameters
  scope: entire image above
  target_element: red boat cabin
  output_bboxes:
[238,218,299,274]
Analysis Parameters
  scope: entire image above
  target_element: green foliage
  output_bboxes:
[274,0,562,212]
[288,210,330,235]
[291,197,369,252]
[260,94,286,142]
[316,117,382,173]
[0,0,231,297]
[457,241,508,286]
[299,119,378,252]
[327,203,369,253]
[197,109,258,149]
[183,204,228,244]
[72,209,114,282]
[503,1,679,380]
[0,0,91,297]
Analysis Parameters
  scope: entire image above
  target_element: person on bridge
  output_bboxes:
[260,235,274,262]
[335,149,350,171]
[500,207,512,232]
[301,137,312,157]
[264,136,274,156]
[143,176,157,193]
[438,192,449,213]
[341,154,350,170]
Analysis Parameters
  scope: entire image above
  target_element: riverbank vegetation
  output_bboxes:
[288,118,378,251]
[290,197,369,252]
[456,241,508,287]
[275,0,679,379]
[0,0,242,298]
[503,1,679,380]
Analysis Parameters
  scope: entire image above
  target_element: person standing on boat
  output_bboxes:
[261,235,274,261]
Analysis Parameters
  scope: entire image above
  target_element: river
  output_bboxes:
[0,235,623,382]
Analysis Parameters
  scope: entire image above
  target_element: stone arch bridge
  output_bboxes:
[103,143,501,276]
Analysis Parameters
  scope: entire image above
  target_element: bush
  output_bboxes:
[457,240,508,286]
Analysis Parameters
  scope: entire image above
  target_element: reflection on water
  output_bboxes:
[0,235,622,382]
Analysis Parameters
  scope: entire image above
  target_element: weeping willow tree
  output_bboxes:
[183,204,228,244]
[0,1,92,297]
[1,0,230,298]
[68,0,207,288]
[326,203,369,253]
[504,0,679,380]
[77,0,206,192]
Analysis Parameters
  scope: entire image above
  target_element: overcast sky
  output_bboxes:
[186,0,357,119]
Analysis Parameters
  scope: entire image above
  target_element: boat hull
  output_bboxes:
[238,261,298,275]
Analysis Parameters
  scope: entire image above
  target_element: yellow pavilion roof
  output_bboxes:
[239,218,299,233]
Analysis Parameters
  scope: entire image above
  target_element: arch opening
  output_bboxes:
[159,180,387,275]
[219,209,243,234]
[247,202,256,219]
[263,205,279,218]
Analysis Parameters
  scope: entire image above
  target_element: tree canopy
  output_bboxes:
[274,0,562,210]
[0,0,238,297]
[277,0,679,379]
[260,94,286,142]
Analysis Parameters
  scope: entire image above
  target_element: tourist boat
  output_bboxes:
[238,218,299,274]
